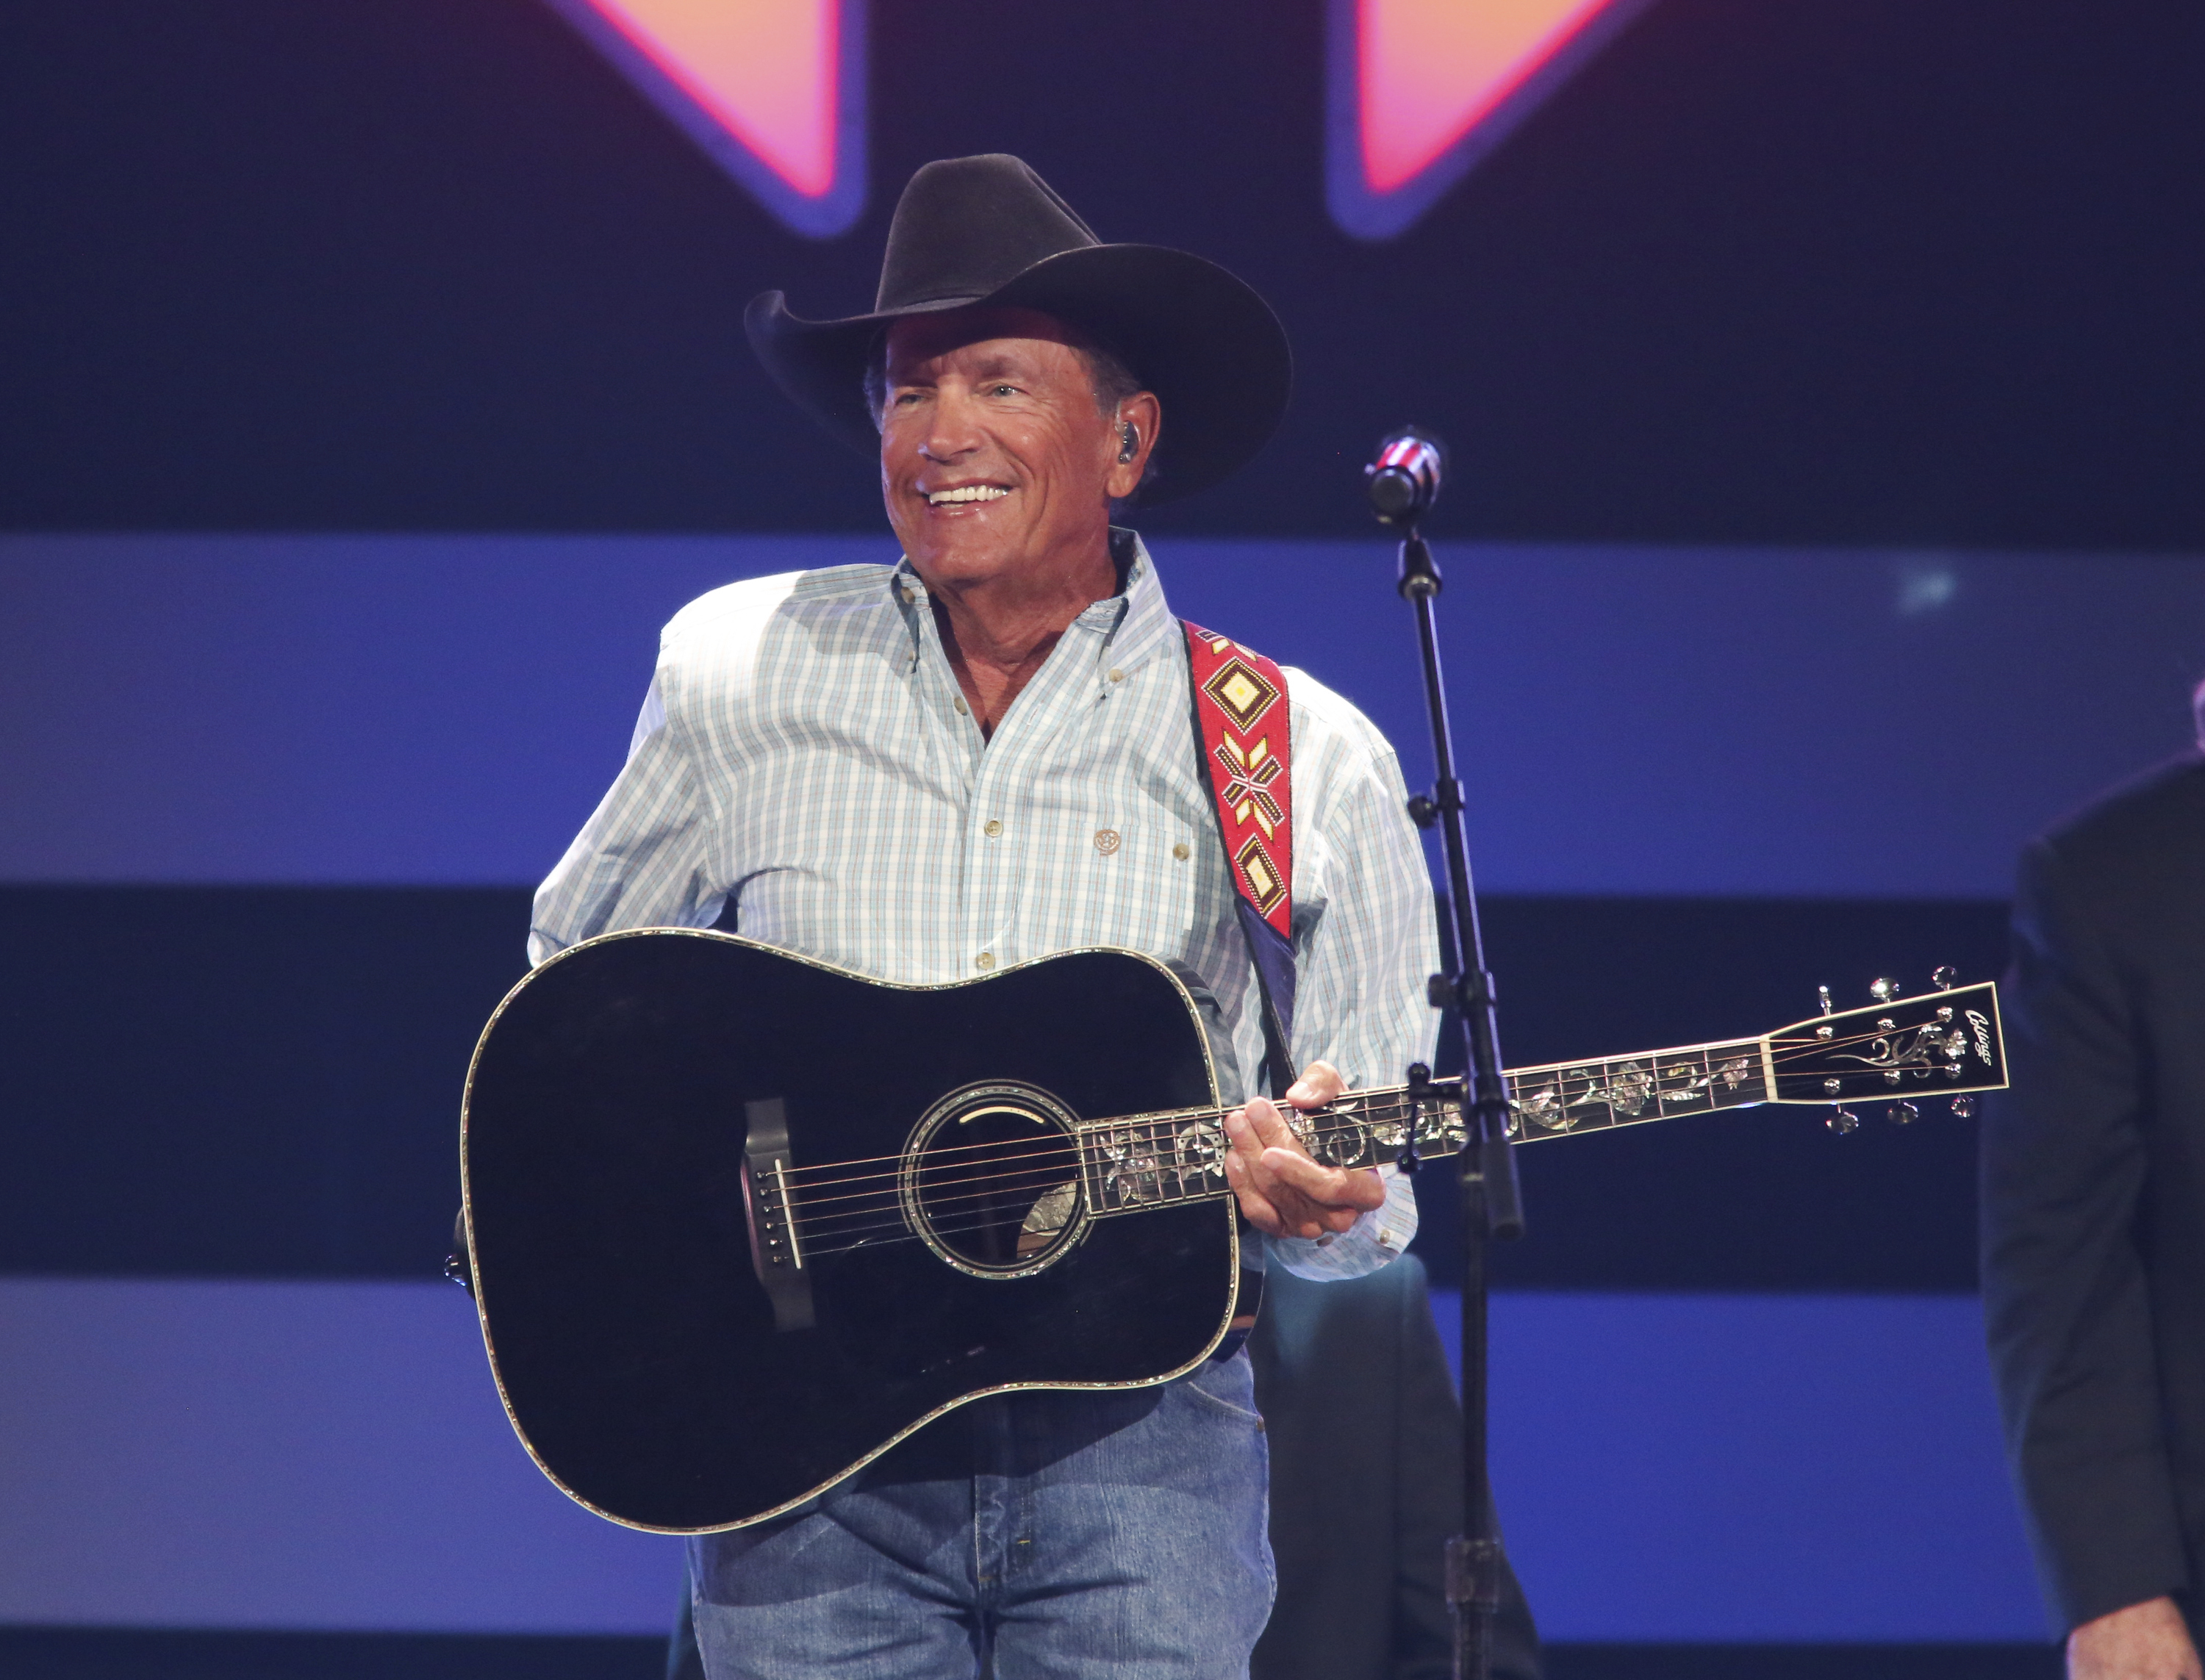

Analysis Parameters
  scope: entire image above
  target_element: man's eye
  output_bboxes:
[990,384,1019,398]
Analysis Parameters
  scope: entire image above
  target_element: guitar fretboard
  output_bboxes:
[1075,1085,1461,1217]
[1072,1033,1774,1217]
[1502,1038,1770,1140]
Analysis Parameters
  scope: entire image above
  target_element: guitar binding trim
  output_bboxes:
[459,928,1244,1536]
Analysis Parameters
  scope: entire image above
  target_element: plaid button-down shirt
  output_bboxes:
[531,534,1433,1277]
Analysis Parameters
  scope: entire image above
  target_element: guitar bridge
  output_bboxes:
[740,1098,814,1332]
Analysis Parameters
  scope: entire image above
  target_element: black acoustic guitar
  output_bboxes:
[459,929,2007,1533]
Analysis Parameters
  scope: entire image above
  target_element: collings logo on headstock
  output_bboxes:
[1796,974,2007,1132]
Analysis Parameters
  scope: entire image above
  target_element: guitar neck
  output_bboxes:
[1072,1034,1772,1218]
[1497,1037,1772,1141]
[1072,977,2007,1217]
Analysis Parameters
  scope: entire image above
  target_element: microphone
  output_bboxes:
[1363,427,1445,527]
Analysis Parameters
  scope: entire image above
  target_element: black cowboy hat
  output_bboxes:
[745,154,1291,504]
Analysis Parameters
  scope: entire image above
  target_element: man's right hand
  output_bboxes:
[2070,1597,2202,1680]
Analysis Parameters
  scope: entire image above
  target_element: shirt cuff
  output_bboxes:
[1265,1163,1419,1282]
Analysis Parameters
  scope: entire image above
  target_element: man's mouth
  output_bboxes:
[925,485,1012,507]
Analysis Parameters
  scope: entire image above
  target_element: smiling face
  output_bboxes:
[878,306,1156,601]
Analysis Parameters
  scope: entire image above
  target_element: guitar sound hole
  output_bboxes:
[903,1083,1089,1277]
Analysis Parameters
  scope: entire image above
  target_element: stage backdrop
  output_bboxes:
[7,0,2204,1670]
[3,533,2200,1658]
[4,0,2203,548]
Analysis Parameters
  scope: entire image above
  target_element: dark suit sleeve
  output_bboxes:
[1982,836,2190,1631]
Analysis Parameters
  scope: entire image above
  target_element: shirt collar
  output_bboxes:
[1080,528,1175,678]
[889,527,1177,679]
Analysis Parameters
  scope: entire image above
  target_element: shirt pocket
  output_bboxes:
[1076,809,1202,961]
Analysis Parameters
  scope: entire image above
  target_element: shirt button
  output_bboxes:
[1108,668,1125,683]
[953,695,970,716]
[1172,841,1190,861]
[975,951,994,971]
[983,819,1003,839]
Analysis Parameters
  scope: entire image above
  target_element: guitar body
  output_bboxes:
[462,930,1234,1533]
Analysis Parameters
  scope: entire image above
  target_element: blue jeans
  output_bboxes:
[689,1351,1275,1679]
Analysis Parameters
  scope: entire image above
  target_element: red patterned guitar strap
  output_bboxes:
[1181,620,1297,1102]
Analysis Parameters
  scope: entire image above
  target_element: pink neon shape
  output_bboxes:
[1360,0,1617,193]
[580,0,838,197]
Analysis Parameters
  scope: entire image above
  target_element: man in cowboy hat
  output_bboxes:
[531,155,1439,1677]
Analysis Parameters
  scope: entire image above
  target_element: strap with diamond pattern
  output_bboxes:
[1182,620,1296,1094]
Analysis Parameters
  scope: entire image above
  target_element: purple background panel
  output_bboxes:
[0,1279,2038,1642]
[0,1279,681,1633]
[4,534,2201,894]
[1438,1290,2046,1643]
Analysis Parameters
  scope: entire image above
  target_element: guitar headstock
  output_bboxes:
[1765,970,2006,1127]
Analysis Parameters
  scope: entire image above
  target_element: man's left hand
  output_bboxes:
[1222,1060,1386,1239]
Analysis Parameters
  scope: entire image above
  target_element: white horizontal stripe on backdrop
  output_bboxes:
[3,534,2201,894]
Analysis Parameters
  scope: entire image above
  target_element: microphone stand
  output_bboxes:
[1393,525,1526,1680]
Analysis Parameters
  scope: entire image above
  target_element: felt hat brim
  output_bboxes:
[745,243,1292,506]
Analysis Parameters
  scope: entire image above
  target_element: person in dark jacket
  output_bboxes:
[1983,687,2205,1680]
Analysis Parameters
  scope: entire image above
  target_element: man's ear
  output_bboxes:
[1105,392,1162,502]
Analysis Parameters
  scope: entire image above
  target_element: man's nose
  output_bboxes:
[918,387,984,460]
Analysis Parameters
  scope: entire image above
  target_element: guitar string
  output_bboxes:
[758,1019,1974,1210]
[777,1108,1430,1215]
[797,1145,1344,1234]
[791,1147,1236,1229]
[774,1103,1227,1185]
[800,1179,1372,1260]
[789,1036,1984,1243]
[777,1062,1984,1228]
[800,1171,1258,1254]
[796,1161,1086,1225]
[786,1096,1451,1210]
[767,1027,1764,1182]
[775,1108,1257,1191]
[767,1010,1958,1208]
[794,1047,1992,1245]
[776,1124,1217,1208]
[797,1210,1058,1261]
[790,1019,1970,1238]
[781,1063,1680,1204]
[787,1121,1423,1241]
[799,1198,1289,1260]
[786,1109,1420,1237]
[803,1208,1094,1252]
[776,1001,1984,1235]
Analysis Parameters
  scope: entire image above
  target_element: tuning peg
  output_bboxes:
[1887,1100,1918,1125]
[1870,977,1899,1003]
[1949,1096,1975,1119]
[1932,966,1957,991]
[1826,1108,1860,1134]
[1818,986,1832,1017]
